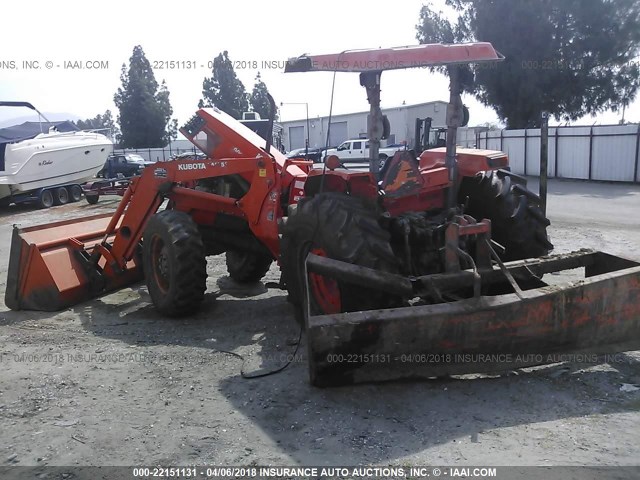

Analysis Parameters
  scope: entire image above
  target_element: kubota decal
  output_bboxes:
[178,163,207,171]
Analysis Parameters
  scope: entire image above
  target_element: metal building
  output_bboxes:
[280,101,450,151]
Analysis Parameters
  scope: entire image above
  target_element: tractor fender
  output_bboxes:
[303,171,378,200]
[419,147,509,176]
[303,173,348,196]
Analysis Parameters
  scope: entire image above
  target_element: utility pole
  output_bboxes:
[540,112,549,216]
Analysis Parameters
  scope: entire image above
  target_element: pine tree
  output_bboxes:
[75,110,119,139]
[250,72,275,119]
[416,0,640,128]
[199,51,248,119]
[114,45,177,148]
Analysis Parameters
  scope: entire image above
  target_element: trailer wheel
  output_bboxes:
[458,170,553,261]
[143,210,207,317]
[69,185,83,202]
[225,250,273,283]
[281,192,399,324]
[38,189,54,209]
[54,187,69,205]
[85,194,99,205]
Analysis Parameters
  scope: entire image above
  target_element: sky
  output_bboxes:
[0,0,637,130]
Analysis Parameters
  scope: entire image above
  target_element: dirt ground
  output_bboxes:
[1,178,639,470]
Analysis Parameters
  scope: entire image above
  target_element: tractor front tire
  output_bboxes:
[459,170,553,261]
[281,192,399,323]
[225,250,273,283]
[143,210,207,317]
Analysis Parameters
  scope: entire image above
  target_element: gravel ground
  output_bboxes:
[0,178,639,470]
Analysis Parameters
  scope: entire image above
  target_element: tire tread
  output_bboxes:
[459,171,553,261]
[143,210,207,317]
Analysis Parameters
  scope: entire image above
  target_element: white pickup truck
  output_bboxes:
[324,139,403,165]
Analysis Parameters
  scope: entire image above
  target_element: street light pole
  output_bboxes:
[281,101,310,160]
[305,103,310,160]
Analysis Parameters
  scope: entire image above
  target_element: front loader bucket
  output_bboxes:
[6,213,143,311]
[304,251,640,387]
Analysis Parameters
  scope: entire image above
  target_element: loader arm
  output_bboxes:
[5,107,293,312]
[106,156,281,268]
[182,106,306,178]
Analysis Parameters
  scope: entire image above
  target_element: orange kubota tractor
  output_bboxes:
[6,43,640,386]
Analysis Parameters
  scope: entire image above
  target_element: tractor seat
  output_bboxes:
[378,150,424,198]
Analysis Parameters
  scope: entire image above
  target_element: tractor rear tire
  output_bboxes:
[281,192,399,323]
[143,210,207,317]
[458,170,553,261]
[225,250,273,283]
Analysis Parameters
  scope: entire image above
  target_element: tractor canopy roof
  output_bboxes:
[285,42,503,73]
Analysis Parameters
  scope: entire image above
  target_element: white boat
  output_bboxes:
[0,101,112,204]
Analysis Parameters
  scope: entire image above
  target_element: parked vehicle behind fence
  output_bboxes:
[97,153,154,178]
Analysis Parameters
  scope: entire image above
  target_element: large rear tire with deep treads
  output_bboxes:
[143,210,207,317]
[458,170,553,261]
[225,250,273,283]
[280,192,399,324]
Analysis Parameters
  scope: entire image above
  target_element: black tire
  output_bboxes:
[54,187,69,205]
[70,185,83,202]
[280,192,399,321]
[458,170,553,261]
[378,154,388,170]
[142,210,207,317]
[38,189,54,209]
[85,193,99,205]
[225,250,273,283]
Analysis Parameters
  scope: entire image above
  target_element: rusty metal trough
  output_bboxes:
[304,250,640,386]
